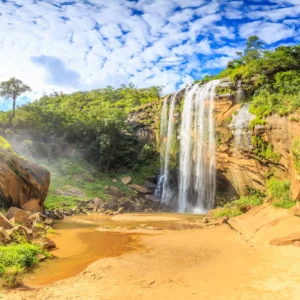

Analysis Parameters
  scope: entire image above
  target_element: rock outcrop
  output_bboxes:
[0,136,50,212]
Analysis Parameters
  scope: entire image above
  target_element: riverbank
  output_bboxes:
[2,212,300,300]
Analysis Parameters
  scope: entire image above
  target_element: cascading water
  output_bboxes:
[158,80,220,213]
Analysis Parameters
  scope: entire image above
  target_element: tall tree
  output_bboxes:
[244,35,264,61]
[0,77,31,118]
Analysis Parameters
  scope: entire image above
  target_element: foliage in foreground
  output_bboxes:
[0,244,50,288]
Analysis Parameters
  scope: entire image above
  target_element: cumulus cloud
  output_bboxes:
[239,21,296,44]
[0,0,299,110]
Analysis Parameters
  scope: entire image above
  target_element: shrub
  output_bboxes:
[293,139,300,174]
[0,243,50,288]
[266,178,296,208]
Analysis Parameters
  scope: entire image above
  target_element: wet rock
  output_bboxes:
[128,184,149,194]
[0,227,11,243]
[121,176,132,185]
[35,236,56,250]
[0,213,13,229]
[269,232,300,246]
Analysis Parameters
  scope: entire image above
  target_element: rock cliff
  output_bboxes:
[132,85,300,202]
[0,136,50,212]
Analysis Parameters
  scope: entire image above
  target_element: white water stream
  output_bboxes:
[158,80,220,213]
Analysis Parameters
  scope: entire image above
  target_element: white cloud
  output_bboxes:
[0,0,298,106]
[239,21,296,44]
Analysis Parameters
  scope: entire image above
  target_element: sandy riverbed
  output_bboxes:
[2,214,300,300]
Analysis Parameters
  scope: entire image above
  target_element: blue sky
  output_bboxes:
[0,0,299,111]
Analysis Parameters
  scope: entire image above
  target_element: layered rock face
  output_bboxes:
[132,86,300,202]
[0,136,50,212]
[214,96,300,200]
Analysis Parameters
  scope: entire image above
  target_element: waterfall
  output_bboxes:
[161,92,179,204]
[158,80,220,213]
[229,103,255,151]
[155,96,169,198]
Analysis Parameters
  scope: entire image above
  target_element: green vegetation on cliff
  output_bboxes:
[206,36,300,118]
[293,139,300,174]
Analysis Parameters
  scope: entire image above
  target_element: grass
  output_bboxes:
[266,178,296,209]
[0,243,50,288]
[214,193,263,218]
[34,158,158,210]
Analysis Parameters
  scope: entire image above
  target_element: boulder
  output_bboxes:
[14,209,31,228]
[0,136,50,212]
[8,225,32,243]
[0,213,13,229]
[35,236,56,250]
[0,227,11,243]
[121,176,132,185]
[5,207,26,220]
[128,184,149,194]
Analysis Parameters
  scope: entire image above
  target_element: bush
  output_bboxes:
[213,193,263,218]
[266,178,296,208]
[0,243,50,288]
[293,138,300,174]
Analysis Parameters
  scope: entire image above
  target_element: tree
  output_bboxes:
[0,78,31,118]
[244,35,264,61]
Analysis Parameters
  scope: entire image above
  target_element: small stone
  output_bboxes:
[128,184,149,194]
[121,176,132,185]
[112,179,118,183]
